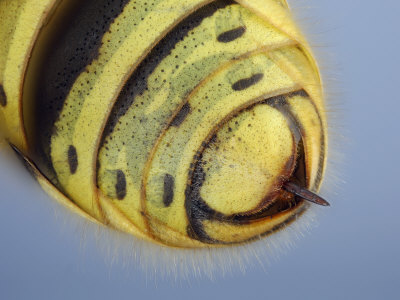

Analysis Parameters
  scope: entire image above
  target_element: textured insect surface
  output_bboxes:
[0,0,328,253]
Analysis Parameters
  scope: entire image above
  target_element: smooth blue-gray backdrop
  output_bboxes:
[1,0,399,299]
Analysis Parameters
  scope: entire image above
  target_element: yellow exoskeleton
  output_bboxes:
[0,0,328,250]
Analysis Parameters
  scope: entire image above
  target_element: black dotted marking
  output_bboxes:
[163,174,175,207]
[232,73,264,91]
[34,0,130,177]
[217,26,246,43]
[116,170,127,200]
[67,145,78,174]
[170,103,191,127]
[101,0,234,139]
[0,85,6,107]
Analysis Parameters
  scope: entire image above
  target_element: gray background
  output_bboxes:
[1,0,399,299]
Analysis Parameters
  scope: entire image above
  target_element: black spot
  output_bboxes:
[67,145,78,174]
[0,85,6,106]
[115,170,127,200]
[163,174,175,207]
[232,73,264,91]
[170,103,191,127]
[217,26,246,43]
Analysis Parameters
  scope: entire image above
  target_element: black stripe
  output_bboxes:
[115,170,127,200]
[258,204,307,240]
[9,143,38,180]
[163,174,175,207]
[67,145,78,174]
[286,90,326,190]
[232,73,264,91]
[0,85,6,107]
[33,0,130,178]
[185,159,219,244]
[101,0,235,140]
[184,91,310,244]
[217,26,246,43]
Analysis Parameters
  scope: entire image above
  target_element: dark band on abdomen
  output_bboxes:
[101,0,235,139]
[184,90,316,244]
[33,0,130,177]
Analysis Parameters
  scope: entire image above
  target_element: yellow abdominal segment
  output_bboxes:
[0,0,327,248]
[0,0,61,151]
